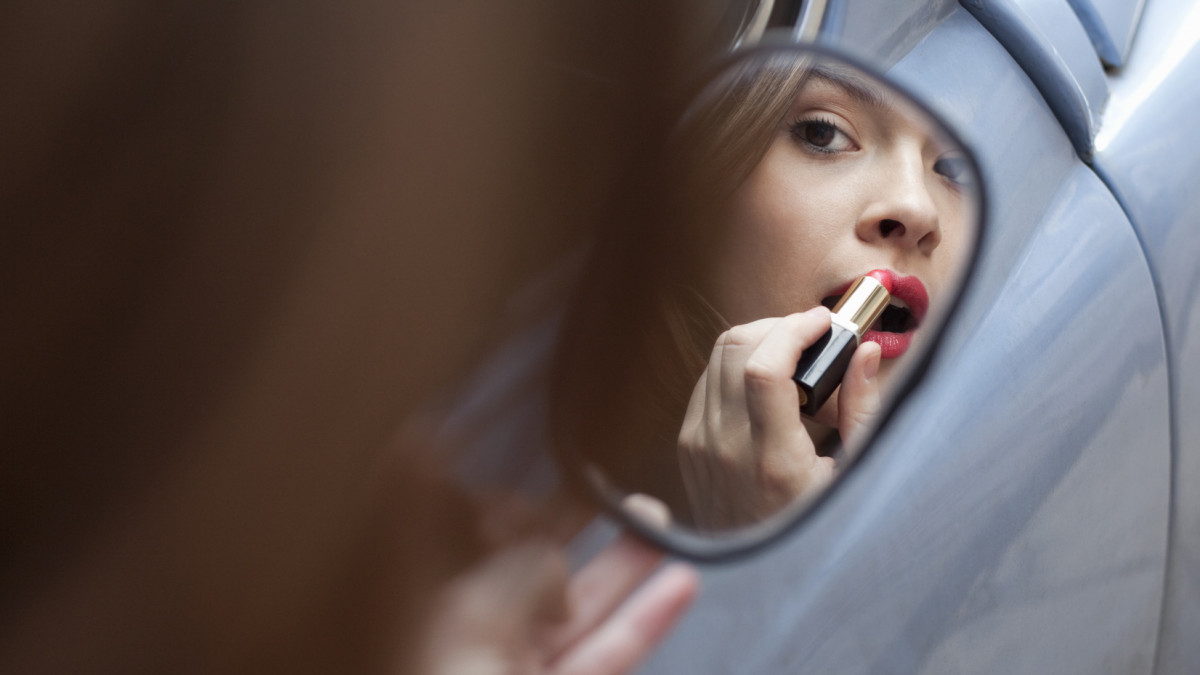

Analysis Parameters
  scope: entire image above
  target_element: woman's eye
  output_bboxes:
[788,118,856,153]
[933,154,972,187]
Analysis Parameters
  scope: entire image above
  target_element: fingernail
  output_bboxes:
[854,341,883,379]
[805,305,830,318]
[863,343,881,381]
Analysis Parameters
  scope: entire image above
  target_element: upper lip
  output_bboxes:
[823,269,929,329]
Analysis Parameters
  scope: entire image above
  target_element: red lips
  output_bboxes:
[828,269,929,359]
[864,269,895,293]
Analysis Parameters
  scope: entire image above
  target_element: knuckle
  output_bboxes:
[743,357,781,390]
[723,323,760,347]
[757,457,804,499]
[784,311,818,335]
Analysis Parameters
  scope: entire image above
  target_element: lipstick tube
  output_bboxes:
[793,275,891,416]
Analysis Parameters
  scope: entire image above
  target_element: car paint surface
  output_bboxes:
[1092,0,1200,669]
[1071,0,1147,66]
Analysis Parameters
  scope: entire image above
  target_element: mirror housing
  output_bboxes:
[550,41,987,560]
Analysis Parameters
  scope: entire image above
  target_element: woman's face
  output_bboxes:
[703,65,974,416]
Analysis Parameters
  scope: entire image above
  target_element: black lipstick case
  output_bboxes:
[793,275,890,416]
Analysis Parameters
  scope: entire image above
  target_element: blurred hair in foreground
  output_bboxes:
[0,0,719,671]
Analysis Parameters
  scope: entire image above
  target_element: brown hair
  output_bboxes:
[677,51,815,198]
[551,51,814,523]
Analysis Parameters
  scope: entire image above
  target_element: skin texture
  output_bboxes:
[679,66,972,527]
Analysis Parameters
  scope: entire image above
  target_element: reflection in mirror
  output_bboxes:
[551,46,982,556]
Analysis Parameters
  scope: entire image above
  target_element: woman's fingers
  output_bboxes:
[548,562,699,675]
[732,308,830,502]
[678,309,838,526]
[620,493,672,530]
[741,307,830,446]
[710,317,774,424]
[837,340,883,448]
[421,534,697,675]
[694,310,830,448]
[420,540,568,674]
[682,317,776,460]
[541,533,667,661]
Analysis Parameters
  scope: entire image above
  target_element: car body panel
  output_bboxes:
[819,0,959,64]
[1067,0,1148,66]
[961,0,1109,158]
[1091,0,1200,670]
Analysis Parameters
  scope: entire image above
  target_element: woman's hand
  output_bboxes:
[418,533,698,675]
[677,306,882,530]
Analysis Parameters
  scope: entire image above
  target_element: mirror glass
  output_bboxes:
[550,45,984,558]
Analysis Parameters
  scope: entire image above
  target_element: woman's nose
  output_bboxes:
[855,151,941,255]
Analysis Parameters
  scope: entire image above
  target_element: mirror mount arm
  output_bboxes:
[736,0,828,48]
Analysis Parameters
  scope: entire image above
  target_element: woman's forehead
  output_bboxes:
[806,65,891,111]
[793,65,950,145]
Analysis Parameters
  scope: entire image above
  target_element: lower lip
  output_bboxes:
[863,329,912,359]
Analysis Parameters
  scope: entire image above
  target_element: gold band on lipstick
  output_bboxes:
[830,275,890,337]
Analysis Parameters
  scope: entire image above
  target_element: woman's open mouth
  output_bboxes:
[821,271,929,359]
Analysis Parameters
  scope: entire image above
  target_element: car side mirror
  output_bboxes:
[550,43,986,559]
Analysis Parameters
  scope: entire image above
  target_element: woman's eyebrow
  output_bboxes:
[807,67,889,111]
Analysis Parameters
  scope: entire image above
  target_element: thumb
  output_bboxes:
[837,341,882,449]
